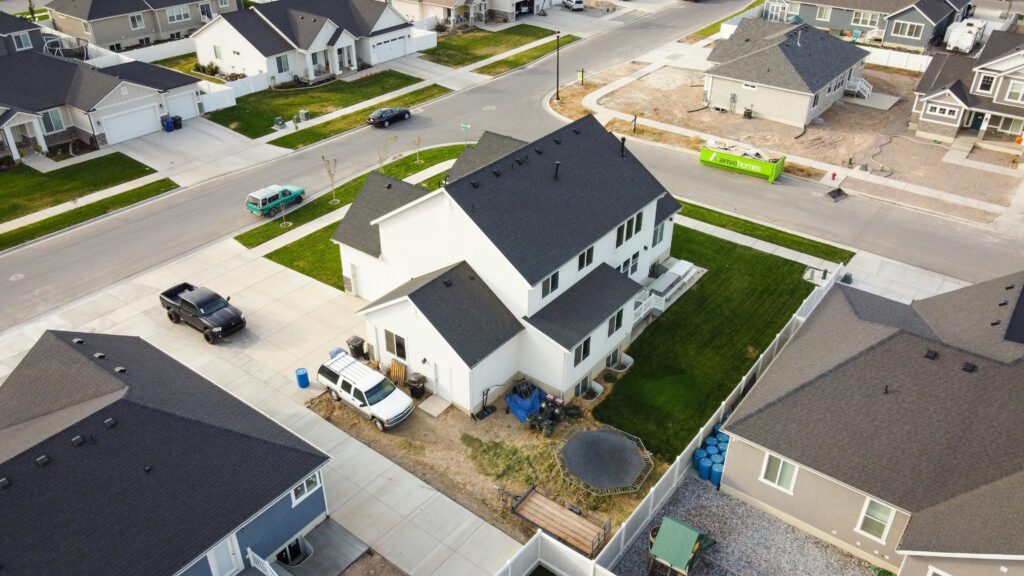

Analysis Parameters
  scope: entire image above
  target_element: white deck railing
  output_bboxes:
[845,77,873,99]
[247,548,279,576]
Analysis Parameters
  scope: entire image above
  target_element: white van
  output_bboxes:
[563,0,584,10]
[316,350,414,431]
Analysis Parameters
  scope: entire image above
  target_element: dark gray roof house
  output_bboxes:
[0,331,330,576]
[220,9,294,57]
[0,11,39,35]
[253,0,403,47]
[46,0,152,20]
[332,171,432,258]
[447,131,527,181]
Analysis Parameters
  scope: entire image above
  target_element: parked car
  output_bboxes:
[246,185,304,217]
[367,107,411,128]
[316,350,414,431]
[563,0,584,10]
[160,282,245,344]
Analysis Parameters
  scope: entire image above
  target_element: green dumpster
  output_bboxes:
[699,145,786,183]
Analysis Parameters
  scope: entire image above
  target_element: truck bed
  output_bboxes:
[159,282,197,307]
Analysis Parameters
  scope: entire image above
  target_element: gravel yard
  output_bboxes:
[968,146,1021,169]
[613,474,875,576]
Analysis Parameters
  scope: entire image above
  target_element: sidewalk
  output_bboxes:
[20,147,118,173]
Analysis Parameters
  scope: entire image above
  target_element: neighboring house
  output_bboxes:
[911,30,1024,147]
[705,20,870,127]
[390,0,487,27]
[192,0,414,85]
[333,116,686,413]
[720,274,1024,576]
[761,0,968,51]
[0,50,200,161]
[0,330,332,576]
[0,11,44,55]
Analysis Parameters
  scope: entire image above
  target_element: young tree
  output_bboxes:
[322,155,339,205]
[413,135,423,164]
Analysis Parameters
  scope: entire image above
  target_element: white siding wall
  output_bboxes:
[194,17,278,80]
[559,302,635,394]
[356,27,412,66]
[342,245,411,301]
[67,107,93,131]
[466,334,521,413]
[307,22,338,53]
[372,5,411,31]
[376,193,458,286]
[519,327,570,393]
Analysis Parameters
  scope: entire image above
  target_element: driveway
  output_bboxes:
[112,118,290,186]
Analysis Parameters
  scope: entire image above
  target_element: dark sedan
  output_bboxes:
[367,107,411,128]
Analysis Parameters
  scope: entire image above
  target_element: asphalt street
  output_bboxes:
[2,0,1023,330]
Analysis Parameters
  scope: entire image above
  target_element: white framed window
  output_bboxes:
[652,221,666,246]
[856,498,895,543]
[607,308,623,336]
[12,31,32,51]
[787,1,801,14]
[574,376,589,397]
[926,104,958,118]
[617,212,643,246]
[219,0,229,6]
[129,13,145,30]
[577,246,594,270]
[977,74,994,94]
[385,330,406,361]
[760,453,798,493]
[1006,80,1024,103]
[40,109,65,134]
[813,92,820,107]
[815,5,831,20]
[998,116,1024,134]
[276,54,289,73]
[891,21,923,39]
[573,337,591,367]
[852,11,879,27]
[83,21,91,32]
[290,471,321,506]
[541,271,559,297]
[167,5,190,23]
[213,45,222,59]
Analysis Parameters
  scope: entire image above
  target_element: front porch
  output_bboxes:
[957,110,1024,155]
[296,44,358,85]
[1,113,49,162]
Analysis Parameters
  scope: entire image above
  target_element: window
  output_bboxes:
[652,222,666,246]
[311,52,319,66]
[276,54,289,73]
[385,330,406,361]
[12,31,32,51]
[317,365,339,385]
[40,109,64,134]
[927,104,958,118]
[813,92,820,107]
[541,271,559,297]
[629,252,639,274]
[815,5,831,20]
[606,349,619,368]
[573,337,591,367]
[760,453,798,493]
[214,45,222,59]
[1007,80,1024,103]
[857,499,894,542]
[978,74,994,93]
[891,21,923,39]
[852,11,879,27]
[129,13,144,29]
[620,257,631,274]
[574,377,589,397]
[743,82,757,90]
[340,380,352,394]
[616,223,625,247]
[577,246,594,270]
[219,0,229,6]
[633,211,642,234]
[167,5,190,23]
[109,43,122,51]
[353,388,367,405]
[607,308,623,336]
[168,32,181,39]
[787,1,801,14]
[291,471,321,506]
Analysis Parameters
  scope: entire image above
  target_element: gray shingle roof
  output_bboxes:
[807,0,910,12]
[0,331,329,576]
[707,20,868,94]
[977,29,1024,67]
[47,0,152,21]
[448,131,526,182]
[253,0,407,49]
[655,193,680,223]
[219,9,293,57]
[445,115,668,285]
[361,262,524,366]
[524,264,642,349]
[333,171,433,257]
[916,51,1024,118]
[0,11,40,35]
[104,60,199,91]
[911,0,954,23]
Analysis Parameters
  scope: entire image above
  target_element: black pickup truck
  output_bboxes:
[160,282,246,344]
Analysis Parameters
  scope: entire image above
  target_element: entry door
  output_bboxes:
[208,536,242,576]
[200,3,212,18]
[766,1,787,21]
[432,362,452,401]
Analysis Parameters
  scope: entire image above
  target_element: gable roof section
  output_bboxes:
[104,60,199,91]
[220,9,294,56]
[254,4,333,50]
[0,331,329,576]
[333,172,432,257]
[47,0,152,20]
[0,51,122,111]
[655,193,680,223]
[252,0,406,46]
[913,52,1024,118]
[0,11,40,35]
[707,20,868,94]
[913,0,954,24]
[976,29,1024,68]
[524,264,643,349]
[448,131,527,182]
[445,115,667,285]
[361,262,524,366]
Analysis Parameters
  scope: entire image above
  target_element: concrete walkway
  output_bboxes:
[20,146,117,173]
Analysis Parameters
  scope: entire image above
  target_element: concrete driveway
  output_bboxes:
[112,118,289,186]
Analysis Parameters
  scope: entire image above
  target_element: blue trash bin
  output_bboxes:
[693,448,708,468]
[697,458,713,481]
[705,445,720,456]
[162,116,174,132]
[329,346,344,358]
[710,463,724,486]
[296,367,309,388]
[705,436,719,448]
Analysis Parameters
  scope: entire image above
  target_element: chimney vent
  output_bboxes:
[144,466,153,474]
[385,183,392,189]
[962,362,977,373]
[114,366,127,374]
[1000,300,1009,306]
[883,384,889,395]
[470,181,479,188]
[35,455,50,468]
[104,417,117,429]
[1007,284,1016,290]
[992,319,1002,326]
[492,169,501,177]
[554,162,561,181]
[72,338,84,344]
[0,477,9,490]
[71,435,85,447]
[553,137,561,145]
[93,352,105,360]
[924,349,938,360]
[572,128,580,135]
[442,278,453,287]
[534,148,543,155]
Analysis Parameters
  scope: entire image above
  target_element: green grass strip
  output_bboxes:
[265,224,344,289]
[419,24,554,68]
[680,202,855,264]
[269,84,452,149]
[694,0,765,38]
[476,35,581,76]
[0,178,177,252]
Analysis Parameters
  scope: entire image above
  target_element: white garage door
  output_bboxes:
[374,36,406,64]
[165,92,198,120]
[102,106,161,145]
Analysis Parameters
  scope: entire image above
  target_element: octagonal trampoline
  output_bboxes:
[558,427,654,496]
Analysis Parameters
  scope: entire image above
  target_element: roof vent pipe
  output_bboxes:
[620,137,626,158]
[554,161,561,181]
[797,29,802,47]
[114,366,127,374]
[72,338,84,344]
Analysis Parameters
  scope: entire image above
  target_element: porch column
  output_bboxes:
[978,113,991,133]
[328,47,340,76]
[304,51,315,80]
[30,118,48,154]
[2,125,20,161]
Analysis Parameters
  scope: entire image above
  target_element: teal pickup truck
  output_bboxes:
[246,184,305,217]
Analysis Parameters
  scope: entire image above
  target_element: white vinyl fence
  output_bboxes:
[410,27,439,52]
[198,81,237,113]
[861,47,932,73]
[224,73,271,98]
[121,37,196,62]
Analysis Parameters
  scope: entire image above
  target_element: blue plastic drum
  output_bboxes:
[296,367,310,388]
[716,432,730,444]
[710,453,725,465]
[705,436,719,448]
[693,448,708,467]
[710,463,724,486]
[697,458,713,481]
[705,445,720,456]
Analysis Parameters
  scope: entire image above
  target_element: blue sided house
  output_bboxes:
[0,330,350,576]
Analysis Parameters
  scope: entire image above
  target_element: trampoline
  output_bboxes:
[558,428,654,496]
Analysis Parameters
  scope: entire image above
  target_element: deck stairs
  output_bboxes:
[845,77,873,99]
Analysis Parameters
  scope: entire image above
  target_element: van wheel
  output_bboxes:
[167,309,181,324]
[203,330,216,344]
[373,418,385,432]
[267,207,278,218]
[330,389,341,401]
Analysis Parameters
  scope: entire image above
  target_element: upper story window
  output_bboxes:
[385,330,406,361]
[815,5,831,20]
[214,45,222,59]
[167,5,190,23]
[573,337,591,367]
[856,498,895,543]
[760,453,797,494]
[977,74,994,94]
[1007,80,1024,103]
[652,221,666,246]
[219,0,229,6]
[851,11,879,27]
[290,471,321,506]
[616,212,644,247]
[607,308,623,336]
[542,271,559,297]
[12,31,32,51]
[129,13,145,30]
[891,21,923,39]
[577,246,594,271]
[787,1,801,14]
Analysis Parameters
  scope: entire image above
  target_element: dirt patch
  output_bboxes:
[308,391,661,546]
[968,146,1021,169]
[784,162,826,180]
[606,118,703,150]
[843,177,1001,224]
[550,61,647,120]
[343,551,403,576]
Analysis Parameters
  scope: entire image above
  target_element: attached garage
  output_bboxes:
[165,92,199,120]
[373,35,406,63]
[101,105,161,145]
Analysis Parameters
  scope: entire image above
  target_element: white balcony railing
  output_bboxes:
[246,548,278,576]
[845,77,873,99]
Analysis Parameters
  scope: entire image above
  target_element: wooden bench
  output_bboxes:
[512,487,609,557]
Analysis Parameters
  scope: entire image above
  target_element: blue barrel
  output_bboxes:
[693,448,708,467]
[717,432,730,444]
[710,453,725,465]
[296,367,310,388]
[718,443,727,456]
[329,346,344,358]
[705,445,720,456]
[710,463,724,486]
[697,458,713,481]
[713,422,723,435]
[162,116,175,132]
[705,436,719,448]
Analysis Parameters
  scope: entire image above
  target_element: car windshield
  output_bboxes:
[246,195,261,206]
[365,378,397,405]
[370,109,386,119]
[198,298,229,316]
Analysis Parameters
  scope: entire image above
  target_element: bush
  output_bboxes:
[433,22,447,32]
[223,72,245,81]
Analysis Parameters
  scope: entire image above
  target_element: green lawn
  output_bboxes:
[266,224,345,289]
[420,24,554,68]
[208,71,422,138]
[235,144,467,248]
[269,84,451,149]
[0,153,154,224]
[0,179,177,251]
[680,202,855,264]
[153,53,224,84]
[476,35,581,76]
[592,226,813,458]
[694,0,765,38]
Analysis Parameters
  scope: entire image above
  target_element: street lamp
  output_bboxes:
[555,30,561,102]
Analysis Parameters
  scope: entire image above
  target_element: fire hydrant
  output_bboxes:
[831,172,837,180]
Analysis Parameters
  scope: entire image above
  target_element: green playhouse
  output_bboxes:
[647,516,715,576]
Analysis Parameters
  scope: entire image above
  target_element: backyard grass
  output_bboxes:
[476,35,581,76]
[153,53,224,84]
[268,84,451,149]
[419,24,554,68]
[693,0,764,38]
[235,144,467,248]
[592,226,814,458]
[680,202,855,264]
[0,179,177,251]
[0,153,154,224]
[208,70,422,138]
[266,224,344,289]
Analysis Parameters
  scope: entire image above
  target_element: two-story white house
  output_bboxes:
[332,116,684,413]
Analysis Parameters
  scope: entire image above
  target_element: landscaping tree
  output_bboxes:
[322,155,339,205]
[413,135,423,164]
[377,135,397,172]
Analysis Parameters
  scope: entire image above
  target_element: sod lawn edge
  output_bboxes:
[476,35,581,76]
[419,24,555,68]
[265,224,345,289]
